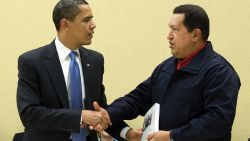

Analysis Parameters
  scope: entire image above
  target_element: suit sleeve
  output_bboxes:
[170,64,241,141]
[17,55,82,133]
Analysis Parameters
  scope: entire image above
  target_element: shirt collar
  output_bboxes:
[161,41,214,75]
[55,37,80,61]
[177,42,206,70]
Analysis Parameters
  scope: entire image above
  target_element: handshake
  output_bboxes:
[81,101,111,131]
[81,102,142,140]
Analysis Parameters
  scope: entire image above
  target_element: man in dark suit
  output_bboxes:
[105,4,241,141]
[17,0,130,141]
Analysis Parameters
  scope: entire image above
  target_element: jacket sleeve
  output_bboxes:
[17,55,82,133]
[106,77,153,125]
[105,62,165,126]
[171,64,241,141]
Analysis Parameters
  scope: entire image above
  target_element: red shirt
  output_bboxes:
[177,42,206,70]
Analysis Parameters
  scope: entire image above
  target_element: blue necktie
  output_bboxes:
[69,51,86,141]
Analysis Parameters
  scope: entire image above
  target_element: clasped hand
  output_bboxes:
[81,102,111,132]
[82,102,143,140]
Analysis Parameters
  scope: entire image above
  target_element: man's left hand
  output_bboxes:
[147,131,171,141]
[126,128,142,141]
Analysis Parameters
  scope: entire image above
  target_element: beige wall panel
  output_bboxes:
[0,0,249,140]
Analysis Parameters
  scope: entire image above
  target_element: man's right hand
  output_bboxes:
[93,101,112,126]
[87,102,112,132]
[82,101,112,132]
[81,109,109,132]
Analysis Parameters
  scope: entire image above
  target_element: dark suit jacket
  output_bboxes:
[17,40,126,141]
[107,42,241,141]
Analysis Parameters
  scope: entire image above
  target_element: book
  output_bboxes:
[141,103,160,141]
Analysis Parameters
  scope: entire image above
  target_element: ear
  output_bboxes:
[60,19,70,31]
[192,29,202,42]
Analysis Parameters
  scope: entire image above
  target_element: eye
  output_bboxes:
[82,18,90,23]
[173,27,179,31]
[82,17,93,23]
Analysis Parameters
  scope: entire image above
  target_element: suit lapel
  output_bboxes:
[43,41,69,108]
[79,47,94,110]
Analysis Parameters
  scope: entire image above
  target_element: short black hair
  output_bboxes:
[52,0,88,31]
[174,4,210,41]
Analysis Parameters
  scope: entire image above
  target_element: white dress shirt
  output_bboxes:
[55,37,86,106]
[55,37,91,137]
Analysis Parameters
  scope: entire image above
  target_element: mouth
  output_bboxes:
[88,32,94,38]
[169,41,174,48]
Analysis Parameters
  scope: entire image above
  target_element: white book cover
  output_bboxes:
[141,103,160,141]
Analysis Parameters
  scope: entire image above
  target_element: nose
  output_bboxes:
[90,20,96,29]
[167,31,173,41]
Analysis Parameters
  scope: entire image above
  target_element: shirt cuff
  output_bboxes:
[120,126,130,139]
[80,115,83,124]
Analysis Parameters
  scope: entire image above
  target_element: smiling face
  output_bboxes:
[167,14,195,59]
[66,4,96,46]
